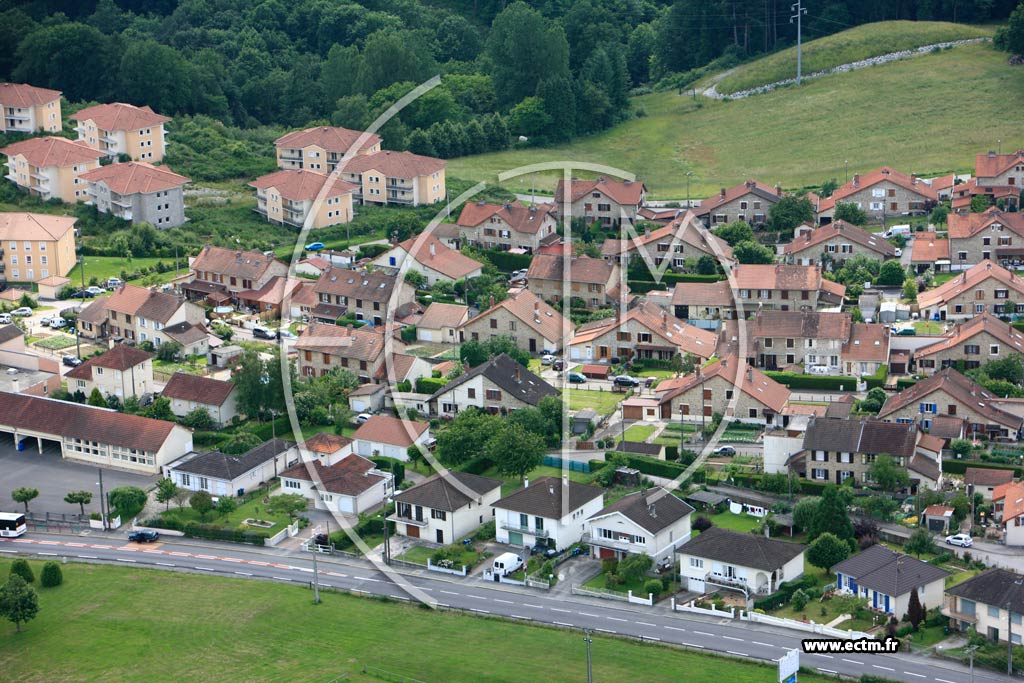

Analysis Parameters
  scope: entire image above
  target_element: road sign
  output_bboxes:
[779,648,800,683]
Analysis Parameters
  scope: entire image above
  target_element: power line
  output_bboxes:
[790,0,808,84]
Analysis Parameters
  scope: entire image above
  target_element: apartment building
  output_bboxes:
[455,201,558,252]
[338,150,445,206]
[750,310,851,372]
[274,126,382,171]
[782,219,896,267]
[660,356,791,426]
[816,167,938,223]
[798,417,920,487]
[311,269,416,326]
[65,344,154,400]
[917,261,1024,322]
[0,82,61,133]
[0,212,77,285]
[732,263,847,310]
[71,102,170,162]
[182,246,289,303]
[568,300,717,363]
[295,322,399,383]
[947,207,1024,271]
[974,149,1024,210]
[80,161,189,228]
[458,289,571,355]
[526,254,620,309]
[249,169,357,229]
[695,179,781,228]
[1,136,103,203]
[77,284,206,345]
[554,177,646,227]
[915,314,1024,374]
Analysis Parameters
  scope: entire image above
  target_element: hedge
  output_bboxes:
[627,275,724,294]
[371,457,405,487]
[896,377,918,391]
[752,574,817,611]
[329,516,391,550]
[415,377,447,394]
[182,521,270,546]
[459,455,496,475]
[763,366,887,391]
[482,249,532,273]
[592,453,689,479]
[942,460,1023,478]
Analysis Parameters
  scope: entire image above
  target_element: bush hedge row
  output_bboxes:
[753,574,817,611]
[482,249,533,273]
[415,377,447,395]
[146,517,271,545]
[762,366,886,391]
[458,455,496,475]
[941,460,1023,477]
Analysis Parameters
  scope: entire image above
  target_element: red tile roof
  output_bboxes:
[65,344,153,380]
[600,212,733,260]
[842,323,890,362]
[455,201,555,235]
[732,263,828,291]
[671,280,734,307]
[295,322,388,362]
[341,150,444,177]
[0,136,103,167]
[70,102,170,130]
[161,372,235,407]
[526,254,614,285]
[555,177,646,206]
[661,355,790,413]
[752,310,851,340]
[352,415,428,447]
[697,179,780,215]
[79,162,189,194]
[918,262,1024,311]
[0,82,61,107]
[975,150,1024,180]
[817,167,938,213]
[190,245,286,281]
[916,313,1024,359]
[910,232,950,263]
[968,467,1015,487]
[878,368,1024,430]
[0,212,76,241]
[391,234,482,280]
[274,126,381,154]
[781,220,895,257]
[947,207,1024,239]
[279,454,387,496]
[462,289,571,345]
[303,432,353,455]
[418,302,469,330]
[571,301,717,359]
[248,169,357,201]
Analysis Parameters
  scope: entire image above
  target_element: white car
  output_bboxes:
[85,286,107,296]
[0,313,11,324]
[11,307,32,317]
[49,317,66,328]
[541,354,555,365]
[894,248,903,257]
[945,533,973,547]
[354,413,373,425]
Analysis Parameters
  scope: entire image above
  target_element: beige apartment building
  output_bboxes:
[274,126,382,171]
[948,207,1024,270]
[526,254,620,309]
[0,83,62,133]
[915,313,1024,374]
[65,344,155,400]
[0,212,77,284]
[182,246,289,303]
[455,201,558,253]
[696,179,780,228]
[295,322,400,384]
[554,177,646,226]
[816,167,938,223]
[249,169,357,229]
[782,220,896,267]
[917,261,1024,321]
[732,264,846,310]
[1,136,103,203]
[458,289,571,355]
[339,150,445,206]
[71,102,170,162]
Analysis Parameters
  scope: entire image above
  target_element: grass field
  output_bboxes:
[447,41,1023,198]
[67,256,177,287]
[913,320,947,334]
[704,510,761,533]
[623,424,656,442]
[567,388,626,414]
[0,561,841,683]
[713,21,991,94]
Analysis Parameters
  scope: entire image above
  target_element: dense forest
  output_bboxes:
[0,0,1019,156]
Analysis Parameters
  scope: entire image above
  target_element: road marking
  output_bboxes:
[294,567,313,573]
[169,552,191,557]
[524,604,544,609]
[842,659,863,665]
[248,561,269,566]
[635,621,656,627]
[435,602,449,608]
[873,665,894,672]
[466,594,487,600]
[726,651,747,657]
[77,555,98,559]
[511,615,531,620]
[694,631,713,637]
[234,571,253,576]
[0,549,16,553]
[66,542,87,547]
[37,552,57,556]
[156,562,175,567]
[683,643,705,649]
[753,642,774,648]
[440,590,458,595]
[272,576,292,582]
[903,673,926,679]
[665,626,686,632]
[351,589,369,594]
[817,669,838,675]
[116,558,136,563]
[578,612,599,618]
[606,617,627,622]
[221,557,244,563]
[551,608,572,613]
[596,628,616,634]
[360,576,380,582]
[194,566,215,572]
[195,554,217,559]
[553,621,574,627]
[811,654,833,659]
[494,599,514,604]
[935,678,956,683]
[722,636,744,642]
[470,608,490,614]
[646,636,662,642]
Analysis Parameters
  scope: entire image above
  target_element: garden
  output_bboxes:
[146,489,310,545]
[396,542,490,571]
[583,555,675,602]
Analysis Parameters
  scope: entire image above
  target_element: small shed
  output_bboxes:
[922,504,955,534]
[684,489,728,511]
[208,344,243,368]
[580,364,611,379]
[616,440,665,459]
[571,408,599,435]
[36,276,70,300]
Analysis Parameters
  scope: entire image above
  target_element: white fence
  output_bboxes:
[427,559,468,576]
[481,570,526,585]
[627,591,654,606]
[264,521,299,547]
[740,610,871,639]
[130,522,184,537]
[672,599,735,618]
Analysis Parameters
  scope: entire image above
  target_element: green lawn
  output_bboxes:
[68,256,178,287]
[770,596,875,633]
[713,21,990,94]
[447,40,1022,198]
[704,511,761,534]
[623,425,656,442]
[913,320,946,335]
[154,488,295,530]
[32,334,77,350]
[583,571,657,598]
[476,464,592,497]
[396,544,488,569]
[153,358,208,376]
[946,567,984,588]
[567,388,626,415]
[0,561,843,683]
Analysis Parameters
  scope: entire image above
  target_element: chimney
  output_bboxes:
[747,366,753,382]
[852,174,860,188]
[661,310,668,329]
[648,503,657,518]
[989,151,997,158]
[746,180,755,189]
[489,295,495,307]
[911,174,918,186]
[548,482,555,495]
[524,478,529,488]
[775,184,782,197]
[644,225,651,238]
[534,301,540,315]
[515,365,521,383]
[429,242,435,257]
[720,187,726,198]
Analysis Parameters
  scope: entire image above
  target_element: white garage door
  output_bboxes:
[339,496,354,513]
[686,578,706,593]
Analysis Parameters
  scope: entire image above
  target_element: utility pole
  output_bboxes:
[583,629,593,683]
[1009,599,1013,675]
[967,644,978,683]
[312,547,320,605]
[791,1,807,85]
[685,172,694,209]
[382,496,392,565]
[97,468,107,532]
[76,256,86,359]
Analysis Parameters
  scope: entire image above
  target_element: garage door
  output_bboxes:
[406,524,419,538]
[508,532,523,546]
[687,578,706,593]
[339,497,354,513]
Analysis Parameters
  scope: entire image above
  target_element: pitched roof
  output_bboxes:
[79,161,189,194]
[313,268,398,303]
[352,415,428,447]
[975,150,1024,179]
[589,488,693,534]
[752,310,851,340]
[910,232,950,263]
[172,439,294,480]
[495,476,604,517]
[71,102,170,130]
[662,356,790,413]
[418,302,469,330]
[274,126,381,154]
[733,263,828,291]
[842,323,890,362]
[102,284,187,323]
[391,234,482,280]
[817,167,938,213]
[455,201,555,235]
[803,417,919,457]
[922,504,954,517]
[831,544,949,596]
[677,526,805,571]
[527,254,614,285]
[909,454,941,482]
[671,280,734,307]
[915,314,1024,359]
[948,568,1024,613]
[190,246,285,281]
[570,301,717,359]
[555,177,646,206]
[462,289,570,344]
[697,179,780,215]
[600,212,733,260]
[341,149,444,177]
[65,344,153,380]
[918,262,1024,311]
[995,482,1024,522]
[781,220,896,257]
[162,321,209,346]
[428,353,559,407]
[295,323,387,362]
[0,136,103,167]
[0,212,76,242]
[237,275,303,307]
[161,372,235,407]
[927,414,967,439]
[616,441,663,456]
[948,207,1024,239]
[303,432,353,455]
[248,169,357,201]
[964,467,1015,487]
[393,472,502,512]
[0,390,180,452]
[878,367,1024,430]
[0,82,61,107]
[0,324,22,345]
[279,454,387,496]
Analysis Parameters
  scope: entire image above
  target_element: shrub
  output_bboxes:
[693,516,713,532]
[415,377,447,394]
[9,559,34,583]
[643,578,663,598]
[791,588,809,611]
[604,572,620,589]
[40,561,63,588]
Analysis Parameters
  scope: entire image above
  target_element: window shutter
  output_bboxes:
[919,402,925,414]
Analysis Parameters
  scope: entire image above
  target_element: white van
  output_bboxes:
[491,552,523,577]
[883,225,911,239]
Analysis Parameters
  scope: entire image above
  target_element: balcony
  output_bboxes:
[500,521,549,538]
[704,571,766,594]
[941,601,977,624]
[29,171,48,183]
[386,179,414,190]
[278,150,302,162]
[582,532,639,552]
[110,193,132,208]
[4,109,29,122]
[388,512,427,528]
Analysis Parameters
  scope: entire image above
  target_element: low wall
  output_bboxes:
[264,521,299,547]
[481,570,526,586]
[571,584,629,602]
[131,523,184,537]
[427,559,468,576]
[627,590,654,606]
[672,599,735,618]
[740,610,870,639]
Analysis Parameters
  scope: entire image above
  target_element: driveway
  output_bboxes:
[0,439,158,518]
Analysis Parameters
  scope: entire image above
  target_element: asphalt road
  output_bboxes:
[0,532,1008,683]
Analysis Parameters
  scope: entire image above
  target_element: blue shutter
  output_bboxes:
[919,402,925,414]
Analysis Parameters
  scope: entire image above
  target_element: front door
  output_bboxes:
[529,338,537,353]
[436,529,444,544]
[406,524,420,539]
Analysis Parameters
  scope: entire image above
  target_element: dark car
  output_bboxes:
[552,359,565,372]
[128,530,160,543]
[252,326,279,340]
[531,544,559,559]
[70,289,95,299]
[613,375,641,388]
[61,355,82,367]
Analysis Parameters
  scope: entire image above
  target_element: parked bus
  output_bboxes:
[0,512,27,537]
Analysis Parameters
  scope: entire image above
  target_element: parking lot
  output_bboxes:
[0,439,159,517]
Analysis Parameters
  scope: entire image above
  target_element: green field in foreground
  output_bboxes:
[0,561,839,683]
[713,21,991,94]
[447,41,1024,198]
[66,256,179,287]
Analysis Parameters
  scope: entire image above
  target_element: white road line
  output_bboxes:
[754,642,774,648]
[606,616,627,622]
[553,621,574,627]
[873,665,894,672]
[194,567,215,572]
[903,673,926,679]
[578,612,599,618]
[683,643,705,649]
[596,628,616,634]
[842,659,863,665]
[440,590,458,595]
[551,608,572,613]
[117,558,137,563]
[694,630,713,637]
[272,576,292,582]
[156,562,175,567]
[726,651,747,657]
[510,615,530,620]
[234,571,253,576]
[0,549,16,553]
[351,589,369,594]
[524,604,544,609]
[646,636,662,642]
[635,621,656,627]
[494,599,514,604]
[435,602,449,608]
[817,669,838,675]
[470,608,490,614]
[722,636,744,642]
[77,555,98,559]
[664,626,686,632]
[811,654,833,659]
[935,678,956,683]
[248,561,269,566]
[195,554,217,560]
[37,552,57,556]
[466,594,487,600]
[294,567,313,573]
[361,577,380,582]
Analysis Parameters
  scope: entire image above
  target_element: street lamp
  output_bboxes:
[844,160,849,183]
[382,494,393,565]
[685,172,694,209]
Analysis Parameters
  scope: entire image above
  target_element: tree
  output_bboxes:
[180,407,214,430]
[63,490,92,515]
[768,196,814,234]
[902,278,918,303]
[833,202,868,225]
[217,496,237,516]
[87,387,107,407]
[876,260,906,287]
[930,204,950,226]
[996,1,1024,55]
[232,348,285,420]
[486,423,546,482]
[905,527,936,559]
[793,497,820,532]
[155,478,179,511]
[9,559,34,584]
[142,396,175,421]
[868,455,910,493]
[695,254,718,275]
[950,439,973,459]
[713,221,755,246]
[508,96,552,139]
[487,2,571,108]
[108,487,147,517]
[905,587,925,630]
[13,22,119,102]
[221,431,263,455]
[39,561,62,588]
[810,486,854,541]
[693,516,713,532]
[172,487,191,510]
[617,553,653,581]
[406,444,424,471]
[807,532,850,574]
[11,488,38,515]
[268,494,308,519]
[857,387,888,414]
[0,574,39,633]
[436,409,500,465]
[732,240,775,264]
[189,490,214,520]
[119,40,192,115]
[155,340,183,362]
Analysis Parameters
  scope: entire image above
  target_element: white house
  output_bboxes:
[832,544,949,616]
[347,383,387,414]
[945,568,1024,641]
[160,372,240,426]
[416,302,469,344]
[279,453,393,515]
[427,353,559,418]
[677,527,806,596]
[373,234,483,285]
[64,344,154,400]
[352,415,430,461]
[584,488,694,563]
[389,472,502,545]
[163,438,299,498]
[493,476,605,551]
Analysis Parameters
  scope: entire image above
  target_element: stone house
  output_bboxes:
[568,300,717,363]
[295,322,399,384]
[554,177,646,227]
[781,220,896,267]
[182,246,289,304]
[659,356,790,426]
[732,264,846,311]
[917,262,1024,322]
[816,167,938,224]
[311,268,416,326]
[798,417,921,487]
[526,254,621,310]
[427,353,558,418]
[695,179,780,228]
[455,201,558,253]
[458,289,570,355]
[914,313,1024,374]
[947,207,1024,271]
[600,212,733,272]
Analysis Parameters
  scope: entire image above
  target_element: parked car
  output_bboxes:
[354,413,373,425]
[713,446,737,456]
[567,372,587,384]
[304,242,325,251]
[62,355,82,367]
[11,307,32,317]
[541,354,555,365]
[252,326,278,340]
[531,544,559,559]
[128,530,160,543]
[40,315,55,326]
[70,290,94,299]
[491,552,524,577]
[896,328,917,336]
[278,329,298,340]
[613,375,641,388]
[106,277,123,289]
[0,313,10,324]
[945,533,973,547]
[894,248,903,257]
[49,317,66,328]
[85,286,107,296]
[552,359,565,372]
